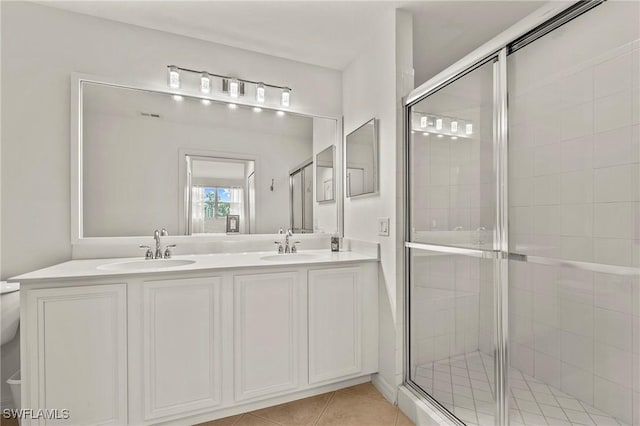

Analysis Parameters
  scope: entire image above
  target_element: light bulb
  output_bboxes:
[168,66,180,89]
[466,123,473,135]
[277,110,285,116]
[281,88,291,107]
[229,79,240,98]
[201,99,211,105]
[172,95,183,101]
[200,73,211,94]
[451,136,458,140]
[228,103,237,109]
[256,83,265,103]
[451,121,458,132]
[420,116,428,128]
[253,107,262,112]
[423,132,430,136]
[437,134,444,138]
[436,118,443,130]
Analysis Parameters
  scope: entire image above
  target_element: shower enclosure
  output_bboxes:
[405,2,639,425]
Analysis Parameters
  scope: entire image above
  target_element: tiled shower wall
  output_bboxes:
[507,2,639,423]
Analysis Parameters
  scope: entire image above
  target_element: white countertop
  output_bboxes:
[10,249,378,283]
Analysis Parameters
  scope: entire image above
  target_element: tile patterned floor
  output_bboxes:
[199,382,414,426]
[414,351,628,426]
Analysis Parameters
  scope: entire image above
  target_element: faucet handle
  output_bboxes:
[291,241,301,253]
[161,228,169,236]
[164,244,176,259]
[274,241,284,254]
[139,245,154,260]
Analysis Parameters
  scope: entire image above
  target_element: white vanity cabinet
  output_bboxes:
[18,256,378,426]
[23,283,128,426]
[140,277,223,421]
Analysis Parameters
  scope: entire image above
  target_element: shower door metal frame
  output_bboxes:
[402,1,610,425]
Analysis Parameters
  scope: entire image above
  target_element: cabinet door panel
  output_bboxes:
[143,277,222,420]
[234,272,299,401]
[308,268,362,384]
[27,284,127,425]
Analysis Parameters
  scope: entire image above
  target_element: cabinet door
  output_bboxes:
[142,277,222,420]
[234,272,300,401]
[25,284,127,425]
[308,268,362,384]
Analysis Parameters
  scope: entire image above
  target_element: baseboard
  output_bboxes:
[397,385,457,426]
[371,373,397,405]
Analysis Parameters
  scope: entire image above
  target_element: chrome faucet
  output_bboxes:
[273,229,300,254]
[141,228,173,259]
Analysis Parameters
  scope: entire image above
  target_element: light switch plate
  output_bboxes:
[378,217,390,236]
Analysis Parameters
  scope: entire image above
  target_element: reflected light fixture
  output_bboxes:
[420,116,428,128]
[277,110,285,116]
[168,65,180,89]
[201,99,211,105]
[281,88,291,107]
[200,72,211,94]
[466,123,473,135]
[256,83,265,103]
[451,136,458,140]
[172,95,183,101]
[436,134,444,138]
[253,107,262,112]
[423,132,430,136]
[436,118,443,130]
[228,103,237,109]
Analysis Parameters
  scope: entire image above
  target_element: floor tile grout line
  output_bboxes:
[312,390,336,426]
[247,413,285,426]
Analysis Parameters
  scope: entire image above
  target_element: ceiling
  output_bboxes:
[40,1,543,75]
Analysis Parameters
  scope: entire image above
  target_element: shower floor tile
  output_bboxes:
[414,351,627,426]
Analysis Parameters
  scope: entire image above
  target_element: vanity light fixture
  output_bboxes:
[466,123,473,135]
[423,132,430,136]
[172,95,183,101]
[201,99,211,105]
[435,118,443,130]
[437,134,444,138]
[228,103,237,110]
[253,107,262,112]
[165,65,291,106]
[451,121,458,132]
[451,136,458,140]
[281,88,291,107]
[420,116,428,128]
[200,72,211,94]
[256,83,265,103]
[229,79,240,98]
[277,110,285,116]
[168,66,180,89]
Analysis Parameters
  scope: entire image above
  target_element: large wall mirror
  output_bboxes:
[75,78,341,239]
[346,118,377,197]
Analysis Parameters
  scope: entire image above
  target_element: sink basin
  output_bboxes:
[98,259,195,271]
[260,253,325,262]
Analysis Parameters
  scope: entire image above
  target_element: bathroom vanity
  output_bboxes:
[12,250,378,425]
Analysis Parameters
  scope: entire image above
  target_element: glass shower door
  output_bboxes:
[507,2,640,425]
[407,58,501,426]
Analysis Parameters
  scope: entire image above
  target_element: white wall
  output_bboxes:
[0,1,342,280]
[342,8,413,397]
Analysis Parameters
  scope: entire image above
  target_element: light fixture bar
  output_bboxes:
[167,65,292,92]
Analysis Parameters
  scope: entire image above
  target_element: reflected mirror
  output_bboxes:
[315,146,335,202]
[80,81,339,236]
[346,118,377,197]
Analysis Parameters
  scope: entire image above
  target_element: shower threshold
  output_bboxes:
[413,351,627,426]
